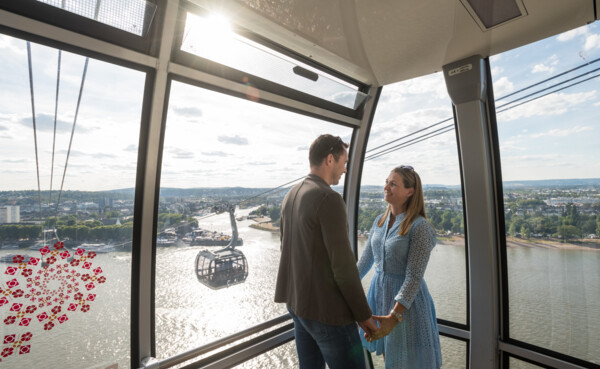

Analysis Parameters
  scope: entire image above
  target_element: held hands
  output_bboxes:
[364,314,398,342]
[358,317,379,340]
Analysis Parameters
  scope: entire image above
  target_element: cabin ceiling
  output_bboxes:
[191,0,597,86]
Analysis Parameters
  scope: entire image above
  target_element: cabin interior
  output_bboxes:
[0,0,599,368]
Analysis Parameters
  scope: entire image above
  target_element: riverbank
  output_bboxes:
[250,222,600,251]
[437,235,600,251]
[249,221,279,233]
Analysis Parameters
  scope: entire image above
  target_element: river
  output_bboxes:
[0,206,598,368]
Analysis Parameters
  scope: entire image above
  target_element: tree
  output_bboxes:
[520,224,531,239]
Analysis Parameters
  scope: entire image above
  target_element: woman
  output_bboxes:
[357,165,442,368]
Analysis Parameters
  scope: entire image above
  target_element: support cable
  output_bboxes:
[55,58,89,216]
[495,56,600,101]
[50,50,62,206]
[26,42,43,226]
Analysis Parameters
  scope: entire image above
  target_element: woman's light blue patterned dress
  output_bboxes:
[357,213,442,369]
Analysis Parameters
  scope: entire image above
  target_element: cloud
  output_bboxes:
[498,91,596,121]
[296,145,308,151]
[493,76,514,97]
[168,148,195,159]
[531,125,593,138]
[247,161,276,166]
[557,27,587,41]
[202,151,228,157]
[172,106,203,117]
[19,113,90,133]
[218,135,248,145]
[531,55,558,74]
[124,144,138,152]
[584,33,600,51]
[532,64,553,74]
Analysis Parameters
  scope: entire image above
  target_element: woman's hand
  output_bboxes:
[365,314,397,342]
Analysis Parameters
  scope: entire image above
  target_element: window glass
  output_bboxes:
[358,71,467,328]
[509,357,545,369]
[181,11,367,109]
[491,22,600,365]
[0,35,144,368]
[155,80,353,362]
[37,0,157,36]
[366,335,466,369]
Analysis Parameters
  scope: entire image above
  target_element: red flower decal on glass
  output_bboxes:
[0,297,8,307]
[70,259,80,267]
[21,269,33,277]
[93,267,103,275]
[46,256,57,265]
[87,294,96,301]
[81,305,90,312]
[67,303,77,311]
[97,276,106,284]
[28,257,40,265]
[21,332,32,342]
[1,347,13,358]
[3,316,16,325]
[74,292,83,301]
[40,246,50,255]
[3,335,15,344]
[12,255,24,264]
[82,262,92,269]
[51,306,61,315]
[12,289,24,298]
[6,279,18,288]
[87,252,96,259]
[9,303,22,312]
[36,312,48,321]
[25,305,37,314]
[43,322,54,331]
[19,345,31,355]
[19,318,31,326]
[5,267,17,275]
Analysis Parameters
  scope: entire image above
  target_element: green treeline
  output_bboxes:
[505,203,600,240]
[0,212,198,242]
[250,205,281,227]
[358,206,464,235]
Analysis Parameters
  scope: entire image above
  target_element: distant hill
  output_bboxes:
[502,178,600,188]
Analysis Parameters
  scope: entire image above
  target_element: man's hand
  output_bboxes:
[365,314,397,342]
[358,317,379,339]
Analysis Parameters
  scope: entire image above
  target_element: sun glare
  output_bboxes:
[183,12,237,62]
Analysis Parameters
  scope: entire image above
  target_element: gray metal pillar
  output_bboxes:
[443,56,500,369]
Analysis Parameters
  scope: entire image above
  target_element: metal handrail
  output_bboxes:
[140,314,292,369]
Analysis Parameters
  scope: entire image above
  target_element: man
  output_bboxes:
[275,134,378,369]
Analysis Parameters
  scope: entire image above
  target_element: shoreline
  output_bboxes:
[436,235,600,251]
[250,222,600,251]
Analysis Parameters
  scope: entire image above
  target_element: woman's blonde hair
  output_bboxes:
[377,166,427,236]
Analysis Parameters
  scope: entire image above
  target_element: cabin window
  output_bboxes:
[154,79,353,364]
[178,9,368,110]
[0,35,145,368]
[357,71,467,367]
[491,22,600,366]
[36,0,157,36]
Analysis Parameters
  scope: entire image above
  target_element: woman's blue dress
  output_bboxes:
[357,213,442,369]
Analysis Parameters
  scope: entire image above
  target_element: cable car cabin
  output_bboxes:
[195,248,248,289]
[1,1,599,369]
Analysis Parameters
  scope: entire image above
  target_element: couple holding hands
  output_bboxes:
[275,134,442,369]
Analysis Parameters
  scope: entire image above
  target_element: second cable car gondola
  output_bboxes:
[194,204,248,289]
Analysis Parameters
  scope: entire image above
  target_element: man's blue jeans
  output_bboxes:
[287,306,366,369]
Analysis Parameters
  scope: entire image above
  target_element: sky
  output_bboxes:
[1,17,599,192]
